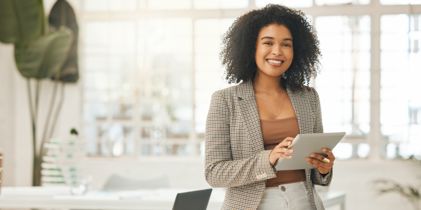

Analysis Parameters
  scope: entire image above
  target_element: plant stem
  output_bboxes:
[48,82,65,139]
[35,80,40,122]
[42,80,58,144]
[27,80,37,186]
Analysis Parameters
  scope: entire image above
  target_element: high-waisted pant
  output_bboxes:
[257,181,313,210]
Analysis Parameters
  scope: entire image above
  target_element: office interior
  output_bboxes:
[1,0,421,210]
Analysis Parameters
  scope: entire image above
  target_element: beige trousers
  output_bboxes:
[257,181,313,210]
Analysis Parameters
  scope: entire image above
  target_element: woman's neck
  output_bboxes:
[253,73,285,95]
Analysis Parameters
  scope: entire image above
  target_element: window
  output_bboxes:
[82,17,195,156]
[256,0,313,8]
[83,20,137,156]
[77,0,421,159]
[194,19,234,135]
[381,14,421,158]
[148,0,191,9]
[256,0,370,7]
[315,16,371,159]
[316,16,371,135]
[315,0,370,5]
[194,0,248,9]
[83,0,138,11]
[381,0,421,5]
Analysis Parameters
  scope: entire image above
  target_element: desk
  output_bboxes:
[0,187,345,210]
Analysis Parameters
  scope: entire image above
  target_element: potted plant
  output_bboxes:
[0,0,79,186]
[373,178,421,210]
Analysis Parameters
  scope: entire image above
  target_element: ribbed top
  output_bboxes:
[260,117,305,187]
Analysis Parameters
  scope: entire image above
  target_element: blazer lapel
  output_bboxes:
[236,81,265,153]
[287,88,315,134]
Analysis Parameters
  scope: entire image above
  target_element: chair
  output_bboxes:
[172,188,212,210]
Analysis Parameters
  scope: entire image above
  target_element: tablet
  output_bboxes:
[274,132,346,171]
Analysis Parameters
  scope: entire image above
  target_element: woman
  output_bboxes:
[205,4,335,210]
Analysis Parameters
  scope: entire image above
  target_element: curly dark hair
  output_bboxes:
[221,4,321,91]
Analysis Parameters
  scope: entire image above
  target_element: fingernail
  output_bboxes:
[310,154,315,158]
[323,149,328,152]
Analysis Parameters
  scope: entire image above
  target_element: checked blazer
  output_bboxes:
[205,80,332,210]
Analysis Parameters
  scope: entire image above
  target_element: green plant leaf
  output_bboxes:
[0,0,44,44]
[48,0,79,83]
[0,0,18,43]
[14,27,73,79]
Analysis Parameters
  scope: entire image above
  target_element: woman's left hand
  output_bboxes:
[305,147,335,175]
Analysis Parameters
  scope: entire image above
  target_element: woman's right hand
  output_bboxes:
[269,137,294,166]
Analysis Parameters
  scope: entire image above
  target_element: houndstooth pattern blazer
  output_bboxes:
[205,80,332,210]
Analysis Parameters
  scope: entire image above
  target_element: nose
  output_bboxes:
[271,45,282,56]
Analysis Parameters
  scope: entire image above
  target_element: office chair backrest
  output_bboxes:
[172,188,212,210]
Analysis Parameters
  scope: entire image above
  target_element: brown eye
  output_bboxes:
[282,43,292,48]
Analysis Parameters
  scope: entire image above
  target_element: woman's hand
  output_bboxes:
[306,147,335,174]
[269,137,294,166]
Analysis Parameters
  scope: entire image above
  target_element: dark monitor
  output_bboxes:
[172,188,213,210]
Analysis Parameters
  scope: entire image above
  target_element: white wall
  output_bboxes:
[0,42,16,186]
[0,42,82,186]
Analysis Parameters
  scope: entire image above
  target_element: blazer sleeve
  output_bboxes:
[312,87,323,134]
[204,90,276,188]
[309,88,333,186]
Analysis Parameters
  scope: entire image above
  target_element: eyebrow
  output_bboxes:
[260,36,293,41]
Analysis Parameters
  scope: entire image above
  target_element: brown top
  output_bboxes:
[261,117,306,187]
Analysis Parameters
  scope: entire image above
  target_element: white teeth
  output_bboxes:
[267,59,283,65]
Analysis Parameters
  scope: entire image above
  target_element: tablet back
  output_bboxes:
[275,132,345,171]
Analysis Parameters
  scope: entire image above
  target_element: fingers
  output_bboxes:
[273,146,293,158]
[306,148,336,174]
[321,147,335,161]
[306,156,331,168]
[305,157,331,175]
[310,153,330,163]
[275,137,294,149]
[269,139,295,166]
[308,148,335,163]
[269,147,293,166]
[284,137,294,148]
[274,137,295,157]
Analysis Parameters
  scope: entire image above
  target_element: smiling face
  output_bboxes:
[255,24,294,79]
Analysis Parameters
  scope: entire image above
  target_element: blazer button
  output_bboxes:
[256,173,267,180]
[280,186,286,191]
